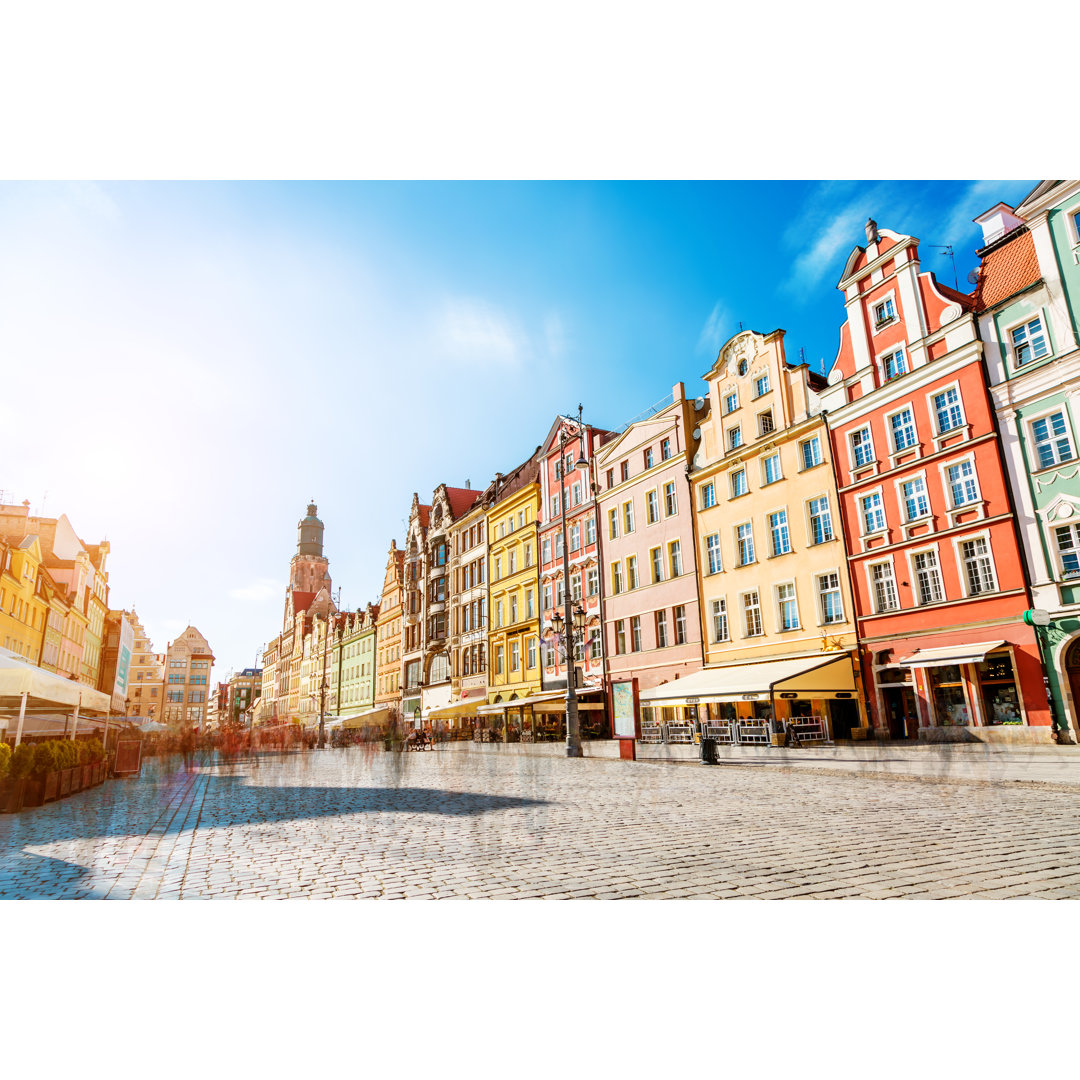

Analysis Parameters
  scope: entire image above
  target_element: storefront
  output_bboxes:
[638,652,866,744]
[877,639,1033,739]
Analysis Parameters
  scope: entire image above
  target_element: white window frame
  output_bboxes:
[762,451,782,485]
[663,481,678,517]
[866,557,900,614]
[885,404,919,458]
[859,487,887,537]
[1028,406,1077,471]
[775,579,800,631]
[896,469,932,525]
[799,435,823,471]
[871,291,897,332]
[730,468,748,499]
[741,590,763,637]
[877,344,909,383]
[1004,309,1052,368]
[907,544,945,606]
[768,507,792,557]
[1067,202,1080,247]
[753,372,770,399]
[849,425,876,472]
[1052,521,1080,580]
[724,390,739,415]
[939,453,982,511]
[735,521,755,567]
[951,530,999,598]
[700,482,716,509]
[645,488,660,525]
[757,409,775,438]
[710,597,729,643]
[815,570,845,626]
[728,424,743,451]
[705,532,722,575]
[806,494,834,545]
[927,381,966,438]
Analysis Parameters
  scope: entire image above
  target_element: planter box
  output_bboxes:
[59,768,73,798]
[82,763,93,789]
[92,762,103,785]
[24,777,45,807]
[70,767,83,793]
[1,778,27,814]
[43,771,60,802]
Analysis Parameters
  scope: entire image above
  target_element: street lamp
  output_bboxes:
[552,406,591,758]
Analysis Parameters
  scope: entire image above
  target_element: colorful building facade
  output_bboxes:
[595,383,707,737]
[819,219,1050,742]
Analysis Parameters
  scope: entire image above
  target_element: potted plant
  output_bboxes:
[0,743,15,813]
[57,740,77,797]
[3,744,35,812]
[36,741,62,802]
[79,741,93,790]
[85,738,105,785]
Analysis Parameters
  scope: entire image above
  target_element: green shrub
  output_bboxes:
[9,743,35,780]
[85,738,104,763]
[33,742,60,776]
[61,741,79,769]
[0,743,10,779]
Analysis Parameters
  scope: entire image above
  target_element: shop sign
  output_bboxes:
[741,693,760,701]
[779,692,798,699]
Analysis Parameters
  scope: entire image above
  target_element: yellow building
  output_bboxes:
[124,609,164,719]
[482,454,543,739]
[644,328,867,741]
[374,541,404,722]
[0,536,49,663]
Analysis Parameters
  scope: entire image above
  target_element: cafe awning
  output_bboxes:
[639,653,857,707]
[892,641,1005,669]
[0,648,111,714]
[427,700,481,720]
[342,705,391,729]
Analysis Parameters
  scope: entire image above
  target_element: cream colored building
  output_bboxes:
[644,329,867,740]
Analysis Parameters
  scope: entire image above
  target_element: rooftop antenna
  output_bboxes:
[926,244,958,291]
[738,321,744,332]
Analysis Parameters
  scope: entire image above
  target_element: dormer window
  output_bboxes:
[873,297,896,327]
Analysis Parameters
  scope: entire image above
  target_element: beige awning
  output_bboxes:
[0,648,110,714]
[639,653,857,707]
[342,705,391,729]
[427,700,481,720]
[893,641,1005,669]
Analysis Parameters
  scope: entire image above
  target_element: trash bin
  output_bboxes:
[699,736,718,765]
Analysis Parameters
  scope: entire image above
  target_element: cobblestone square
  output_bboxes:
[2,747,1079,899]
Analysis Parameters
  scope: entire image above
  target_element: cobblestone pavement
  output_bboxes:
[2,748,1080,899]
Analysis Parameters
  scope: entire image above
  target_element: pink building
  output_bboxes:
[537,411,616,736]
[595,383,707,736]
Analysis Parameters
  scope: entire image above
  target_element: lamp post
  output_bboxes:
[552,407,591,758]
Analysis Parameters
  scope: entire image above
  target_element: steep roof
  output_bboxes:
[445,486,480,519]
[291,590,317,614]
[971,227,1041,311]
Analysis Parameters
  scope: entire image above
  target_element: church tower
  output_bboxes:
[289,502,332,595]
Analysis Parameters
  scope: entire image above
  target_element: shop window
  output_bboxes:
[928,664,970,726]
[976,652,1022,725]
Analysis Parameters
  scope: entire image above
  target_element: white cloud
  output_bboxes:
[229,579,282,603]
[697,301,731,356]
[434,297,524,366]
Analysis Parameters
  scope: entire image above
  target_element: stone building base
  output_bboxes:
[917,725,1056,746]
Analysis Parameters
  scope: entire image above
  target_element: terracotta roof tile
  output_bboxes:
[972,228,1041,311]
[291,590,317,614]
[445,486,480,519]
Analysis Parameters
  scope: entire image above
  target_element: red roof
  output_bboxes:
[972,228,1041,311]
[418,504,431,528]
[445,486,480,519]
[291,590,317,614]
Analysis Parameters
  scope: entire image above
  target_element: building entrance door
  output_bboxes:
[1064,639,1080,739]
[881,685,918,740]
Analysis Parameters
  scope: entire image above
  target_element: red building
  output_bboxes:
[537,412,616,733]
[819,219,1051,742]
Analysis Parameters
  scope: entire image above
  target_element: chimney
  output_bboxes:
[465,479,470,489]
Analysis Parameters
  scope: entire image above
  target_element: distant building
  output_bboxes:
[162,625,215,729]
[123,609,163,719]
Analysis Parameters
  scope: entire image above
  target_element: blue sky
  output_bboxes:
[0,179,1036,679]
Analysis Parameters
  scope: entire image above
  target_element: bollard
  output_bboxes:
[700,736,718,765]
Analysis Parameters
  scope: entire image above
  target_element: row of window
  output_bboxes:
[613,605,690,653]
[603,437,675,489]
[541,566,601,610]
[708,574,845,641]
[863,536,998,612]
[702,498,834,573]
[858,459,981,534]
[699,436,824,508]
[541,517,597,561]
[722,372,772,417]
[606,482,679,538]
